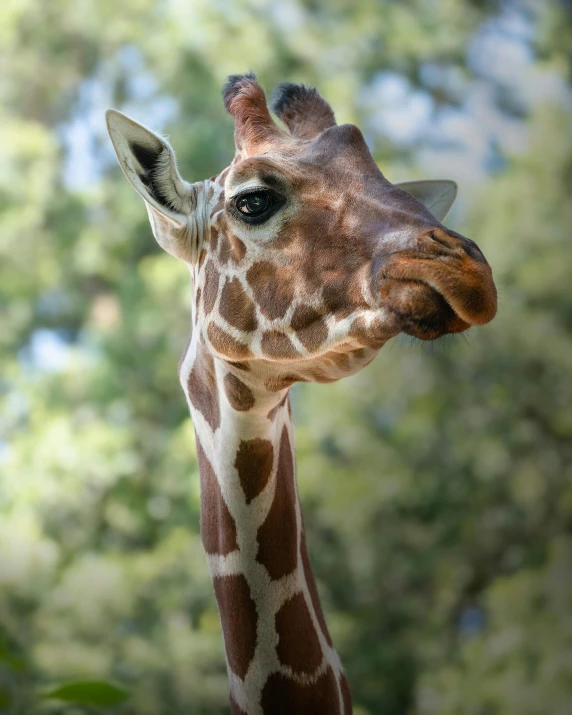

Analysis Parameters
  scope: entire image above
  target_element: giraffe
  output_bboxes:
[106,73,497,714]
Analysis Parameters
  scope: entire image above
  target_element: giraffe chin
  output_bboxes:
[381,278,471,341]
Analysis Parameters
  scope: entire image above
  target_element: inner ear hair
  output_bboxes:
[270,82,337,139]
[106,109,187,221]
[129,139,183,213]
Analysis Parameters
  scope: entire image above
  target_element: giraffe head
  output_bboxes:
[107,74,496,390]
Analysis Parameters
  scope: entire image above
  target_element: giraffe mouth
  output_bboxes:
[376,250,497,340]
[381,278,471,341]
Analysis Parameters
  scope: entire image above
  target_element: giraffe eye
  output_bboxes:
[232,189,285,225]
[237,192,270,216]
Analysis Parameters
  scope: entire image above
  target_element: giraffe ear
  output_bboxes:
[395,180,458,222]
[106,110,195,261]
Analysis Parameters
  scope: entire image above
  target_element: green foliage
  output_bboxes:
[1,1,571,714]
[43,681,128,707]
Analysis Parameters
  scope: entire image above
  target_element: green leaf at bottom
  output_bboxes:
[43,680,129,707]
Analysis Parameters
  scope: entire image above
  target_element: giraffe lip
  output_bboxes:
[376,252,497,329]
[381,278,471,341]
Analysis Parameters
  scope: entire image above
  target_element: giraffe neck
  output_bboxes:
[180,338,352,714]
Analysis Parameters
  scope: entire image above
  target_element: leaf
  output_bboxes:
[43,681,129,707]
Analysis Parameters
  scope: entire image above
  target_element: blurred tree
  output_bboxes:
[1,1,570,713]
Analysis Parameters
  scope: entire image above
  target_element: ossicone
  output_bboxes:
[222,72,283,154]
[270,82,337,139]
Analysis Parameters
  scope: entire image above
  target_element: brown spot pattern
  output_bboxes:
[275,592,323,673]
[291,305,328,351]
[203,260,220,314]
[208,323,251,360]
[301,528,333,646]
[247,261,294,319]
[219,231,247,265]
[196,438,237,555]
[235,438,274,504]
[321,278,351,319]
[265,374,304,392]
[209,225,219,252]
[230,232,247,262]
[261,331,299,360]
[261,669,341,715]
[187,346,220,431]
[322,271,368,319]
[213,574,257,680]
[224,373,255,411]
[290,304,318,332]
[256,427,298,580]
[219,278,258,332]
[368,316,387,347]
[348,316,368,345]
[348,316,386,349]
[340,675,352,714]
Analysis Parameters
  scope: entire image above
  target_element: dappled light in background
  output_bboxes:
[1,0,571,713]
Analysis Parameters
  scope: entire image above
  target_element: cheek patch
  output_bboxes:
[261,331,299,360]
[219,278,258,332]
[187,348,221,431]
[247,261,295,320]
[219,231,247,264]
[203,260,220,314]
[207,323,252,360]
[291,305,328,351]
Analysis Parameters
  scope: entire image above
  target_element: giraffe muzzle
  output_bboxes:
[375,232,497,340]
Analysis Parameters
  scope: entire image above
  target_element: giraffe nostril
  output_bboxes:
[460,237,487,264]
[425,229,488,264]
[425,228,461,251]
